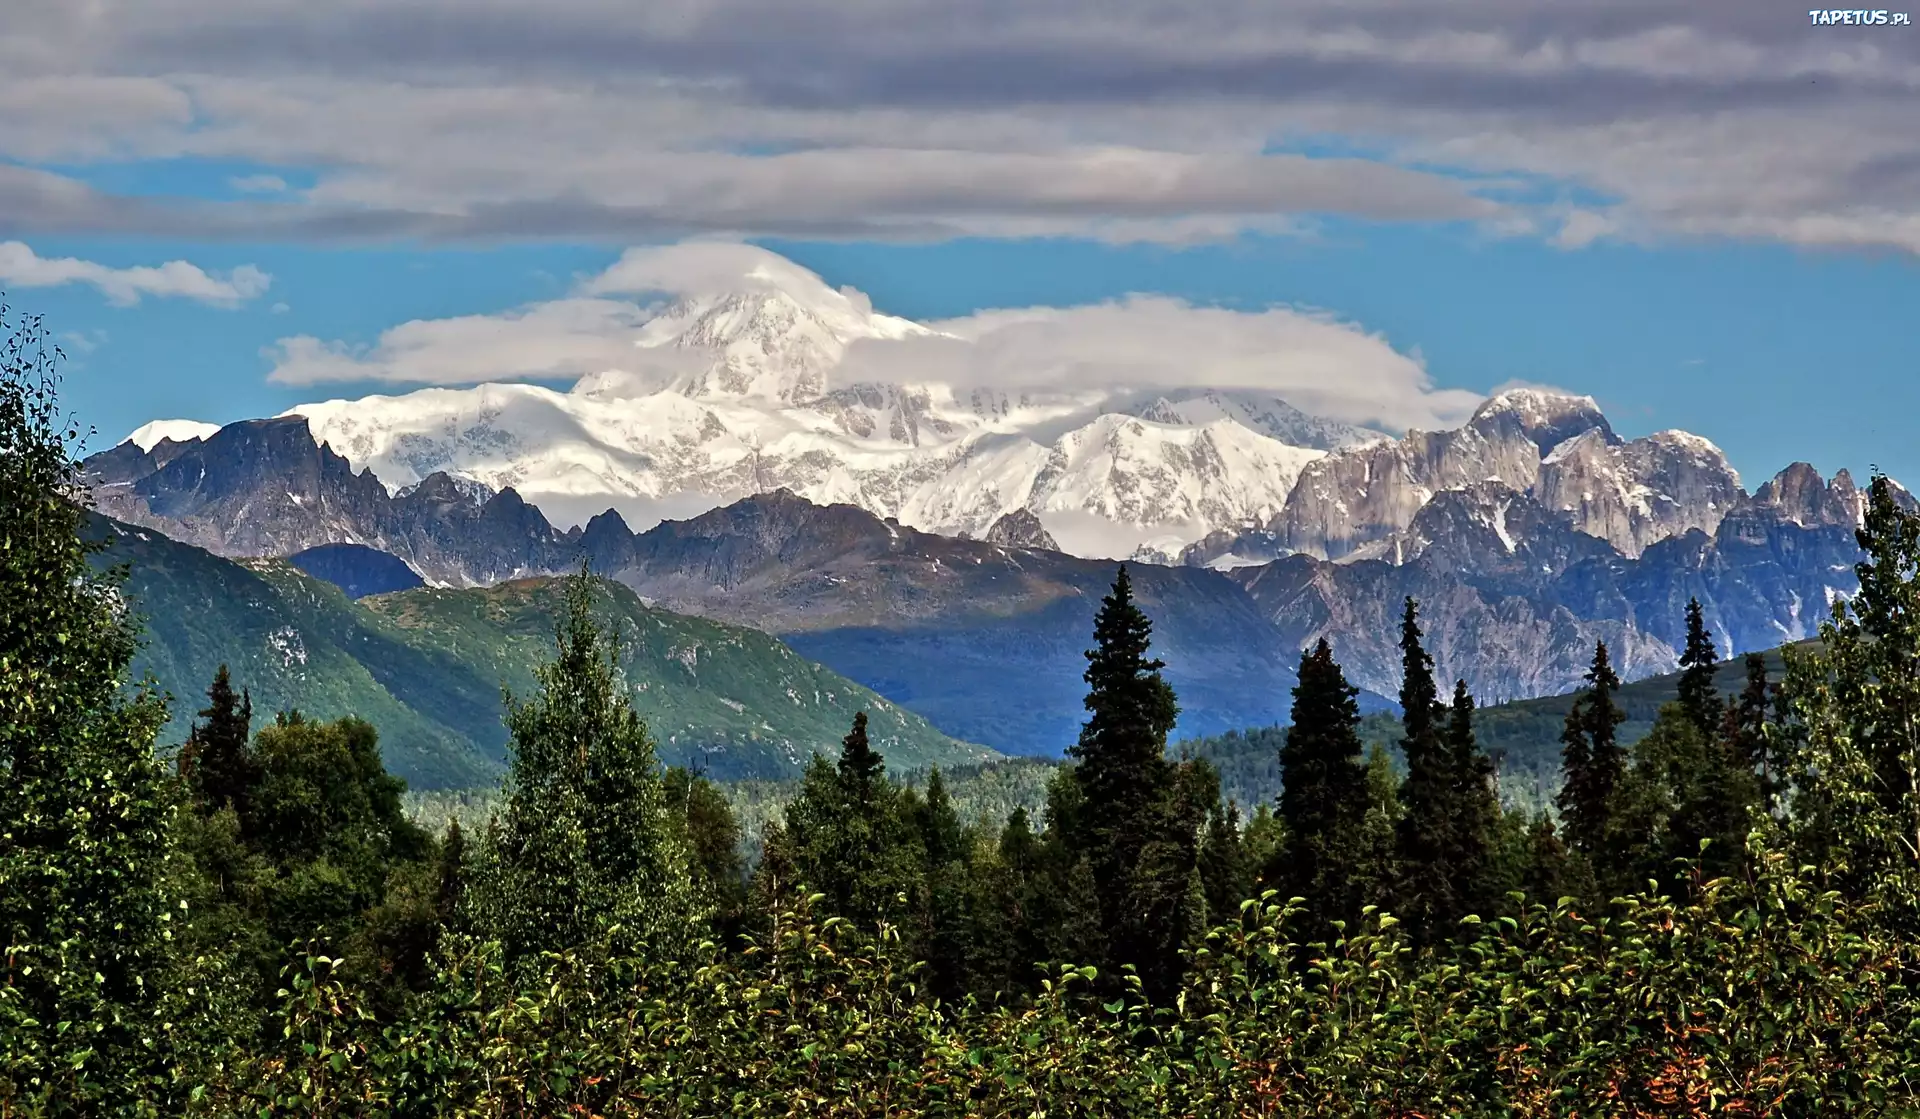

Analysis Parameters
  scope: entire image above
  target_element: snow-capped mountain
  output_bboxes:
[110,255,1793,574]
[217,265,1357,558]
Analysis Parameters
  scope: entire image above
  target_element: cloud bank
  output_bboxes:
[0,241,270,306]
[265,242,1479,431]
[1,2,1916,252]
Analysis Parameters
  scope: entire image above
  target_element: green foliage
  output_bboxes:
[0,307,182,1112]
[778,715,926,931]
[468,571,695,965]
[1391,602,1502,937]
[1058,565,1205,999]
[1556,640,1627,865]
[1780,475,1920,932]
[1678,597,1721,737]
[1274,639,1369,931]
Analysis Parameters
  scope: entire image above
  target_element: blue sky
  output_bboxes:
[5,2,1918,487]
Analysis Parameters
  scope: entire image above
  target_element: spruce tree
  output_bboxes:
[0,307,179,1108]
[1556,641,1626,867]
[1678,598,1720,738]
[1065,565,1190,997]
[180,664,256,816]
[838,710,885,800]
[1275,639,1369,931]
[1198,801,1250,929]
[1392,599,1460,936]
[1446,678,1501,922]
[1725,652,1775,807]
[783,713,924,931]
[436,817,468,930]
[918,767,965,869]
[471,571,692,963]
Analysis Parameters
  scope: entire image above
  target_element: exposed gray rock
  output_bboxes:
[983,508,1059,551]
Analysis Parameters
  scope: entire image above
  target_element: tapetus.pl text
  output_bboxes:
[1809,9,1910,23]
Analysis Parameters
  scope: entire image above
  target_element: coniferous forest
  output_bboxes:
[11,306,1920,1117]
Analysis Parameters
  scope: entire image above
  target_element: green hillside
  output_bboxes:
[94,517,993,788]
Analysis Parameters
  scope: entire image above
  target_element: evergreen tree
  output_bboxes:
[1350,743,1401,913]
[1724,651,1775,807]
[1274,639,1370,931]
[917,767,966,869]
[913,767,971,1001]
[783,714,924,931]
[1065,565,1191,998]
[1677,598,1720,738]
[1240,803,1285,884]
[1392,599,1469,936]
[436,817,468,930]
[1519,812,1575,907]
[1556,641,1626,867]
[838,710,885,800]
[663,767,748,939]
[179,664,255,816]
[1446,678,1501,922]
[1198,801,1250,929]
[471,571,692,964]
[1781,475,1920,926]
[0,305,180,1108]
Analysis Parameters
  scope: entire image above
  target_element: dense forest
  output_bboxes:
[10,303,1920,1115]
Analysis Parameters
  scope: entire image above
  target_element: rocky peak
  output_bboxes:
[1533,426,1743,556]
[983,508,1060,551]
[1753,462,1865,527]
[1466,388,1615,455]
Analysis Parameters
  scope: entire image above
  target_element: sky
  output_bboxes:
[2,1,1917,486]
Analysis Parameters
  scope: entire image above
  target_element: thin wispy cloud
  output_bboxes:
[0,241,271,306]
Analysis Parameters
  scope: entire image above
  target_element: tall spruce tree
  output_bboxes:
[1065,565,1191,997]
[0,306,180,1109]
[1556,641,1627,868]
[1678,598,1721,738]
[838,710,885,800]
[179,664,255,816]
[783,712,924,931]
[1198,801,1250,929]
[1391,599,1462,936]
[471,570,692,964]
[1275,639,1369,931]
[1725,652,1775,807]
[1446,678,1501,922]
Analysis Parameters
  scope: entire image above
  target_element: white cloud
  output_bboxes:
[0,241,270,306]
[265,297,655,385]
[854,297,1479,431]
[265,243,1478,430]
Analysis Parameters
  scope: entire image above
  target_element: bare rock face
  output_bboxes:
[1269,389,1613,560]
[1534,429,1746,556]
[983,508,1059,551]
[86,417,575,587]
[1752,462,1866,527]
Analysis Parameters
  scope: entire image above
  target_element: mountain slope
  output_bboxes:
[94,515,991,787]
[603,489,1336,752]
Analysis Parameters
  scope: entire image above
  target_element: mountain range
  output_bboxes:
[84,258,1894,756]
